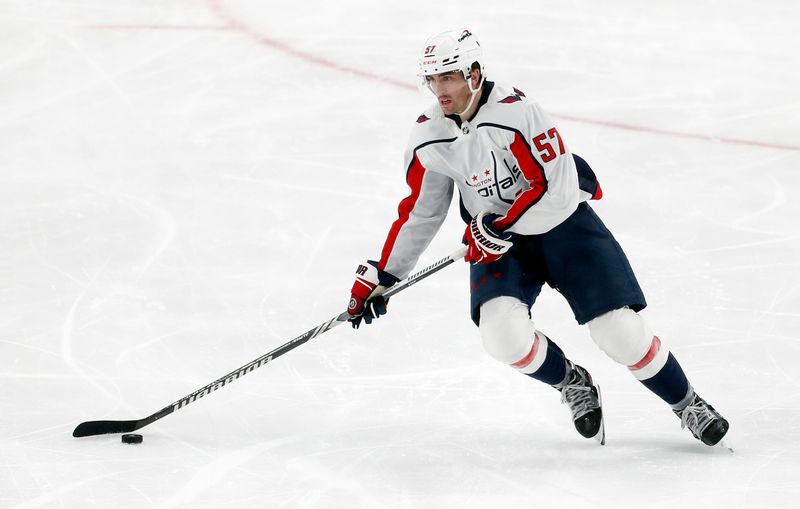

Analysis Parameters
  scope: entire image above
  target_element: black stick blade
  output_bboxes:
[73,419,140,437]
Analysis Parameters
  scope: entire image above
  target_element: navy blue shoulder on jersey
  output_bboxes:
[573,154,600,198]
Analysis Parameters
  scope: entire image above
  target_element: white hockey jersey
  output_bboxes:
[377,81,601,279]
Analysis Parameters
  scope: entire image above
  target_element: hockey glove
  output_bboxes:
[347,260,400,329]
[464,211,515,264]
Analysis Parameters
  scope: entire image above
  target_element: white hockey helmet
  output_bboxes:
[418,29,485,83]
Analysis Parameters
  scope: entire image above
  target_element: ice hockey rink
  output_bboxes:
[2,0,799,507]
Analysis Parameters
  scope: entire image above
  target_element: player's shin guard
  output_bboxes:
[478,297,569,384]
[588,309,694,408]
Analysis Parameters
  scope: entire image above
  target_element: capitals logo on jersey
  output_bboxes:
[464,152,523,202]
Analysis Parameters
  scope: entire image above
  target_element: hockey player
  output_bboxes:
[346,29,729,447]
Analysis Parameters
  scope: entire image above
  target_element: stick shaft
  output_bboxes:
[73,246,466,437]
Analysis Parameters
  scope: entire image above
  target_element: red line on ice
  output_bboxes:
[206,0,412,91]
[91,0,800,153]
[555,114,799,152]
[86,24,234,31]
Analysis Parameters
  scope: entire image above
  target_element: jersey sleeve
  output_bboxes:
[377,147,453,280]
[493,101,579,235]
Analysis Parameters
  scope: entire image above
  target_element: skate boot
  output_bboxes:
[674,393,729,446]
[557,363,605,444]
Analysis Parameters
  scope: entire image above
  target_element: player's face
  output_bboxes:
[426,71,471,115]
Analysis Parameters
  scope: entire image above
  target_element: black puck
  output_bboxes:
[121,433,143,444]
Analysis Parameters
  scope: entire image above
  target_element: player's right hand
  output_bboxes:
[347,260,400,329]
[464,211,515,264]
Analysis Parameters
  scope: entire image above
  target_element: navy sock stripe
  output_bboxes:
[639,353,690,406]
[527,338,568,385]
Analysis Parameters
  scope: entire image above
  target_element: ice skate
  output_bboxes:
[558,363,605,444]
[674,393,729,446]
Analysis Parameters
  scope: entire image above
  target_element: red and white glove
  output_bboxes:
[463,211,515,264]
[347,260,400,329]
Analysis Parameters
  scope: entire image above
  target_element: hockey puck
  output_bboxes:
[121,433,143,444]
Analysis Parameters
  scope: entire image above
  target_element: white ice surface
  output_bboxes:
[2,0,800,507]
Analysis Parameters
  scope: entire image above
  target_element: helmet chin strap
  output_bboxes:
[455,74,485,118]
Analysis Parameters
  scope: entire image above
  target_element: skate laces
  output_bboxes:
[677,396,716,435]
[560,369,598,419]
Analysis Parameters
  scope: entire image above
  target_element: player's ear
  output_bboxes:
[469,63,482,88]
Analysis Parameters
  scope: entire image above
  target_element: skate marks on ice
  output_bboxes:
[158,436,300,508]
[3,0,800,507]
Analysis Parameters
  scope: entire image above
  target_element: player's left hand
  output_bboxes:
[463,211,515,264]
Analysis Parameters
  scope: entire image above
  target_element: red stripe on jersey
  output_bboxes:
[592,183,603,200]
[511,333,540,369]
[629,336,662,371]
[379,155,426,270]
[494,132,548,230]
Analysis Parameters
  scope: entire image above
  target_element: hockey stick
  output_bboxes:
[73,245,468,438]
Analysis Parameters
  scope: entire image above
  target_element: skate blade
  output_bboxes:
[594,384,606,446]
[716,438,734,454]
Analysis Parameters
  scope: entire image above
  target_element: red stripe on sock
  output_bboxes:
[629,336,661,371]
[511,334,540,369]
